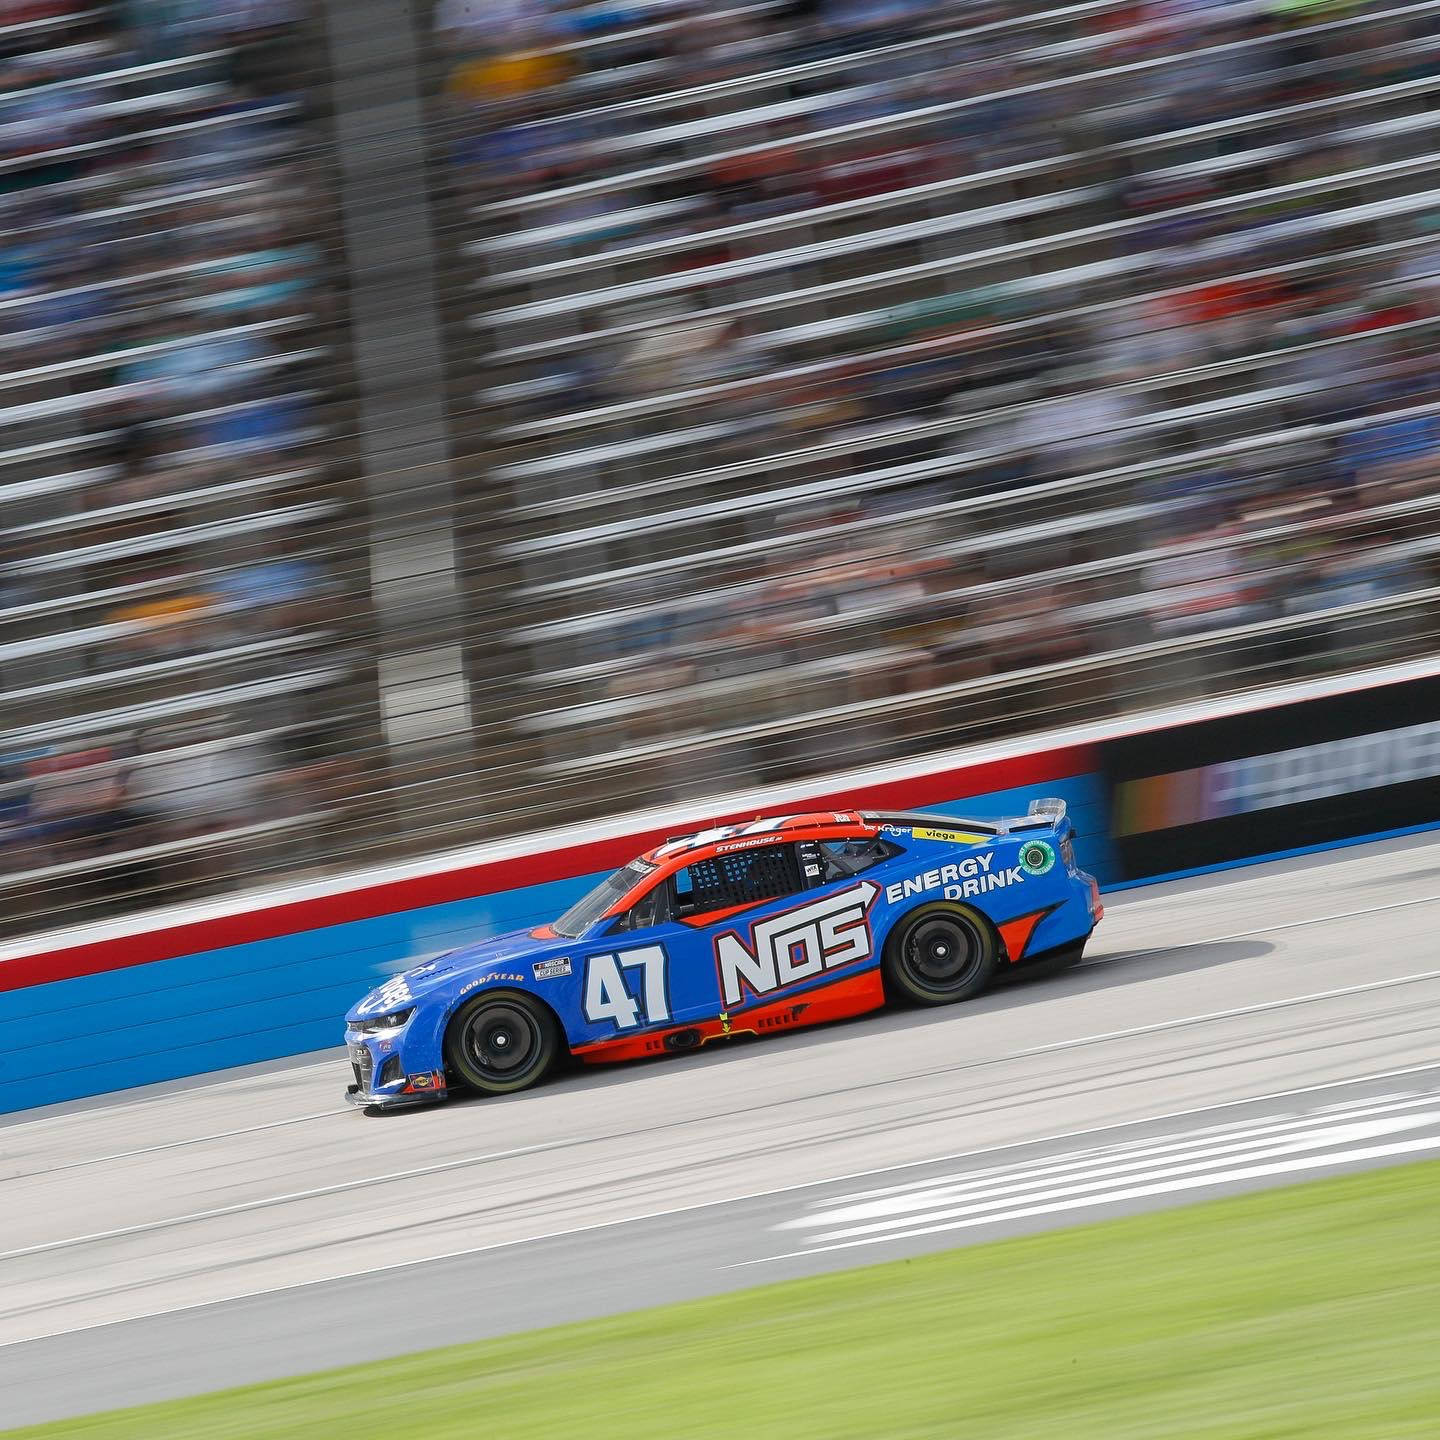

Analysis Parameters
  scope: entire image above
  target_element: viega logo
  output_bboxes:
[715,882,878,1008]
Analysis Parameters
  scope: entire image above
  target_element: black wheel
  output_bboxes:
[444,992,560,1096]
[883,903,998,1006]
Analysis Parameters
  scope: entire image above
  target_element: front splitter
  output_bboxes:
[344,1083,447,1111]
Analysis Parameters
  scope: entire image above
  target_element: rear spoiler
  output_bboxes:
[1027,797,1067,822]
[860,810,1000,835]
[861,804,1064,837]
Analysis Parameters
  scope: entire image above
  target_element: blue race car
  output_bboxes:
[343,802,1102,1109]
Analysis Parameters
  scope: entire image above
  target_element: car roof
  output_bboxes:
[638,807,1002,869]
[592,808,1009,927]
[639,810,872,867]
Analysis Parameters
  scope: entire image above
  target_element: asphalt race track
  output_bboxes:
[4,832,1440,1429]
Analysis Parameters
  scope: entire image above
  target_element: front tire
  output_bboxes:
[883,903,997,1005]
[444,991,560,1096]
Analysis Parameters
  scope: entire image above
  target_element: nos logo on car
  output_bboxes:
[715,882,878,1008]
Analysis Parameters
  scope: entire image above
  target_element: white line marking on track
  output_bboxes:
[808,1092,1434,1213]
[791,1111,1440,1240]
[1021,966,1440,1055]
[1,1110,351,1183]
[742,1134,1440,1265]
[1,1063,1439,1352]
[824,1090,1424,1205]
[1102,848,1432,904]
[0,1139,565,1263]
[1079,892,1440,968]
[0,1057,341,1135]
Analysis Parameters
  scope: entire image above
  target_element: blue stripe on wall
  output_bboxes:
[1,776,1117,1114]
[1,872,605,1114]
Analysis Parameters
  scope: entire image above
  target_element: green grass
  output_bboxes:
[15,1160,1440,1440]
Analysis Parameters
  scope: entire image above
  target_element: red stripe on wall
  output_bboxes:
[1,746,1091,992]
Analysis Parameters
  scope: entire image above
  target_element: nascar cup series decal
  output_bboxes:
[884,851,1027,905]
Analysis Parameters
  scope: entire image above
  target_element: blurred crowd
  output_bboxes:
[0,1,355,916]
[452,0,1440,796]
[4,0,1440,930]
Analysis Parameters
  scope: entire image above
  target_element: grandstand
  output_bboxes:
[0,1,372,932]
[2,0,1438,934]
[456,0,1440,812]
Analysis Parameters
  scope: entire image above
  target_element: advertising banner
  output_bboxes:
[1102,674,1440,880]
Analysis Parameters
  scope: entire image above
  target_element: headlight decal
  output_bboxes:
[352,1007,415,1034]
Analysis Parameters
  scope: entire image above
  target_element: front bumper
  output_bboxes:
[344,1028,448,1109]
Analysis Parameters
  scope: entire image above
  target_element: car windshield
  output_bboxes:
[552,859,653,938]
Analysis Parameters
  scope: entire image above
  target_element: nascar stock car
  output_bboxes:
[344,802,1103,1109]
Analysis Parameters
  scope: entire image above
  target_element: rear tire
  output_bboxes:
[444,991,560,1096]
[883,903,997,1006]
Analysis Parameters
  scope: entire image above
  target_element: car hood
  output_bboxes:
[345,926,565,1023]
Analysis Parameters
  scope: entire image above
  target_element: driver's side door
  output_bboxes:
[570,871,721,1045]
[572,841,827,1044]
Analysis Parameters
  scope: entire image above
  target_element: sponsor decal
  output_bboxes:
[584,946,670,1030]
[355,974,412,1016]
[1114,718,1440,834]
[532,957,572,981]
[878,824,911,836]
[715,882,878,1009]
[803,863,821,877]
[912,826,989,845]
[883,853,1026,906]
[1018,839,1056,876]
[404,1071,445,1092]
[655,817,789,858]
[458,971,525,996]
